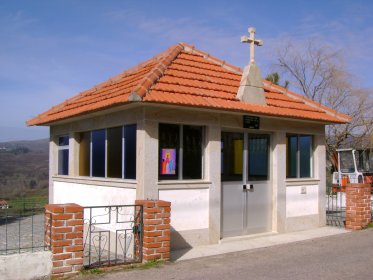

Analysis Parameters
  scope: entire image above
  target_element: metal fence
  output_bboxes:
[83,205,143,268]
[326,185,346,227]
[0,206,50,255]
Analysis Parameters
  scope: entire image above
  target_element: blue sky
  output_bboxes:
[0,0,372,142]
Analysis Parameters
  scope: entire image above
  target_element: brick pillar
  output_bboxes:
[345,183,372,230]
[45,203,84,278]
[135,200,171,262]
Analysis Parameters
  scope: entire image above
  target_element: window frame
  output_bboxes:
[78,124,137,180]
[57,135,69,176]
[286,134,313,178]
[158,123,205,181]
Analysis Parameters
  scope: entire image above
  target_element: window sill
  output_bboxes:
[158,180,211,190]
[285,178,320,186]
[52,175,137,188]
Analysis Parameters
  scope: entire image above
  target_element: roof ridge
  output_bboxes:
[179,42,242,74]
[263,80,352,122]
[128,44,184,101]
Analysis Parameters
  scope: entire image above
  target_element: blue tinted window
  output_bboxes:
[107,127,122,178]
[124,125,137,179]
[287,135,312,178]
[58,136,69,146]
[58,149,69,175]
[248,136,269,180]
[58,136,69,175]
[92,129,105,177]
[299,136,311,178]
[183,125,202,179]
[287,136,298,178]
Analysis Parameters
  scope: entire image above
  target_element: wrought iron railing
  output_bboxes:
[83,205,143,268]
[326,185,346,227]
[0,206,50,255]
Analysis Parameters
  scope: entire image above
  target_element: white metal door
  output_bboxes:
[221,132,272,238]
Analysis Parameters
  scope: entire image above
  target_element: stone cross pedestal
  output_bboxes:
[236,27,266,105]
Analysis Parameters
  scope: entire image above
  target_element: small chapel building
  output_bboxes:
[28,30,350,249]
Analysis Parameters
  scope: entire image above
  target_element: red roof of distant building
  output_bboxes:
[27,43,351,126]
[0,200,8,205]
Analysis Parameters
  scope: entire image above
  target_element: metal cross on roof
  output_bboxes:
[241,27,263,64]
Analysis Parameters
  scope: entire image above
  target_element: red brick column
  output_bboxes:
[345,183,372,230]
[45,203,84,278]
[135,200,171,262]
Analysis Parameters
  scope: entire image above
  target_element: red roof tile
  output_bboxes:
[27,43,351,126]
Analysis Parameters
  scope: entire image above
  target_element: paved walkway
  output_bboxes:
[77,228,373,280]
[171,226,349,261]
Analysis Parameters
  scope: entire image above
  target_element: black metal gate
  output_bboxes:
[326,185,346,227]
[83,205,143,268]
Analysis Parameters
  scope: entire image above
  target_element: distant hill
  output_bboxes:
[0,138,49,200]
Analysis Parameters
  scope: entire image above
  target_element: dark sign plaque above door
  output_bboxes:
[243,115,260,129]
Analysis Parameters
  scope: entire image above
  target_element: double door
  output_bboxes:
[221,132,272,238]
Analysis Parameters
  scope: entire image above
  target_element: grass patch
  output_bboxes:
[81,268,104,275]
[80,260,165,277]
[8,196,47,209]
[367,222,373,228]
[138,259,164,269]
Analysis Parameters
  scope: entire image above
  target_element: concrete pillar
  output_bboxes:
[136,200,171,261]
[313,134,326,226]
[136,110,159,200]
[49,135,57,203]
[272,131,286,232]
[69,132,80,176]
[206,124,221,244]
[45,203,84,278]
[345,183,372,230]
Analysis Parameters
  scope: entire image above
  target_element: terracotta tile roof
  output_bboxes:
[27,43,350,126]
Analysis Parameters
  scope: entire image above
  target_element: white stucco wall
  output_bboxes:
[159,189,209,231]
[52,181,136,206]
[0,251,52,280]
[286,185,319,217]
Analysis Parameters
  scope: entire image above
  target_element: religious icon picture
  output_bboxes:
[160,149,176,175]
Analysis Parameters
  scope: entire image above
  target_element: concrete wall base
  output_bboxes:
[285,214,320,232]
[171,228,209,250]
[0,251,52,280]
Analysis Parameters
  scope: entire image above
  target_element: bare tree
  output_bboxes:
[274,40,373,171]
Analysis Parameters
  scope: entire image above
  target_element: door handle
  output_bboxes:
[243,184,254,192]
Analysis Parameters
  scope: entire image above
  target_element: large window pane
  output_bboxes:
[124,125,137,179]
[92,129,105,177]
[286,135,312,178]
[183,125,202,179]
[287,136,297,178]
[159,124,179,180]
[248,135,269,180]
[107,127,122,178]
[79,132,90,176]
[58,136,69,176]
[299,136,311,177]
[221,132,243,181]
